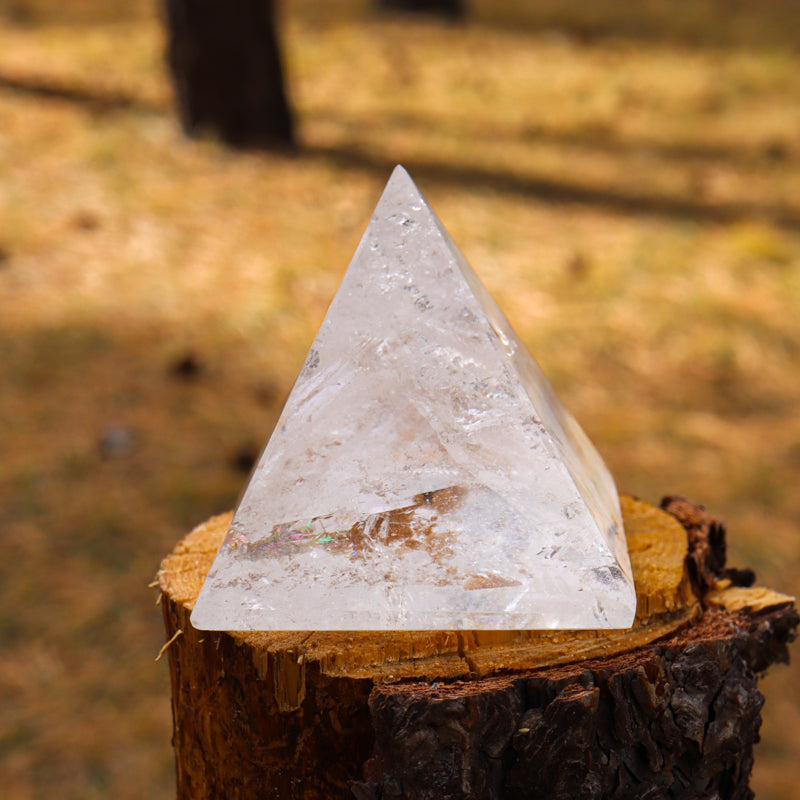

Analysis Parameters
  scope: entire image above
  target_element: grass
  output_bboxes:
[0,1,798,798]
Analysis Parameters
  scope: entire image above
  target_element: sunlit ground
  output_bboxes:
[0,1,798,798]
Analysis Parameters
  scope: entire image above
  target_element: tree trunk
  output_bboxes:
[157,496,797,799]
[378,0,465,21]
[164,0,294,148]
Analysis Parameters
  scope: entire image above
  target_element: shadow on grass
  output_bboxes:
[0,72,166,114]
[476,0,800,52]
[305,143,800,231]
[2,70,798,231]
[311,107,793,168]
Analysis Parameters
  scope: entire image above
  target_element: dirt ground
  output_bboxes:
[0,1,798,798]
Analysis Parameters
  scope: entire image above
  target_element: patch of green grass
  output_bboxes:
[731,222,793,266]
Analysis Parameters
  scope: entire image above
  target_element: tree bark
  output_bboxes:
[157,497,797,799]
[164,0,294,148]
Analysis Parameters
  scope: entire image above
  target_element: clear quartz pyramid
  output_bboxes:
[191,166,636,632]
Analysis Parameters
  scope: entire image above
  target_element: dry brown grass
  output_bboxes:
[0,1,798,798]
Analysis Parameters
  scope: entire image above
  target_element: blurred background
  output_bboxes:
[0,0,798,797]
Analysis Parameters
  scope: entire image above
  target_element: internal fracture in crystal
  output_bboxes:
[191,166,637,631]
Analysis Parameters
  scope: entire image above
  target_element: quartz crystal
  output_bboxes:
[191,166,636,631]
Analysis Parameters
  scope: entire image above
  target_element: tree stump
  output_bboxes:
[157,496,797,799]
[163,0,294,148]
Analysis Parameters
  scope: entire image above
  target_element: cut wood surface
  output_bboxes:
[159,496,698,692]
[158,497,797,799]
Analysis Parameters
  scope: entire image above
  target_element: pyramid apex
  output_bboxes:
[379,164,425,206]
[389,163,412,182]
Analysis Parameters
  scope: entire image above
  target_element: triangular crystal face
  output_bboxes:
[191,166,636,631]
